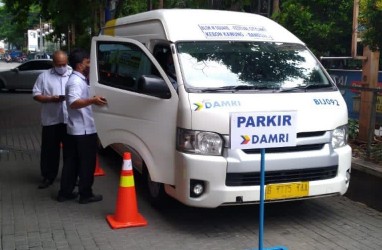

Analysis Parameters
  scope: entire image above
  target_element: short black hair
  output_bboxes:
[68,48,89,69]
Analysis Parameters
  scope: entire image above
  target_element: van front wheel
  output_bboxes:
[144,167,167,207]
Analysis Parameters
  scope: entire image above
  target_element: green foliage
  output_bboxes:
[348,118,359,140]
[1,0,103,51]
[369,142,382,162]
[115,0,147,17]
[359,0,382,51]
[40,0,103,51]
[272,0,353,57]
[1,0,378,56]
[114,0,253,16]
[0,1,40,49]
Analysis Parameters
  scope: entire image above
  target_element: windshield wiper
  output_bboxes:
[199,85,271,93]
[278,84,336,93]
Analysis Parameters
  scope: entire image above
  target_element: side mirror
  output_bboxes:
[137,75,171,99]
[11,68,19,73]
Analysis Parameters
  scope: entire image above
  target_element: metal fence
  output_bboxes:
[330,69,382,162]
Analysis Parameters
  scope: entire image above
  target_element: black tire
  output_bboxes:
[143,165,168,207]
[0,80,5,91]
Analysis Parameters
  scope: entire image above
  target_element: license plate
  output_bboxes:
[265,182,309,200]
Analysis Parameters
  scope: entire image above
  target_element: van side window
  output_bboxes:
[153,45,177,90]
[97,42,155,93]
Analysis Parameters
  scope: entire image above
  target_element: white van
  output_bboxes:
[90,9,352,208]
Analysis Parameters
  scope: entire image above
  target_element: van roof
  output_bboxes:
[103,9,304,44]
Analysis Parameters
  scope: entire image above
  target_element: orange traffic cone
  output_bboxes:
[94,154,105,176]
[106,152,147,229]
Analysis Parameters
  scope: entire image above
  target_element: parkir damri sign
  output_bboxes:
[230,111,297,149]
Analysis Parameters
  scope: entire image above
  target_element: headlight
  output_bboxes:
[177,128,223,155]
[332,125,348,149]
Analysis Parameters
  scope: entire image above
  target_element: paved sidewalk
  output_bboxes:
[1,91,382,250]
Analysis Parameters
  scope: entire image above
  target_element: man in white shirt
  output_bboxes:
[57,48,107,203]
[33,50,72,189]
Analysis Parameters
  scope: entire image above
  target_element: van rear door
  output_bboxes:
[89,36,178,185]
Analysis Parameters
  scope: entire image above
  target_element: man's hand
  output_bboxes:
[69,96,107,109]
[51,95,66,103]
[92,96,107,106]
[33,95,65,103]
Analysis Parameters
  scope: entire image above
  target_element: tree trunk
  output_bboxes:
[210,0,224,9]
[114,0,126,18]
[273,0,280,14]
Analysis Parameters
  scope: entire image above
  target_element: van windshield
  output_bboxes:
[176,41,333,92]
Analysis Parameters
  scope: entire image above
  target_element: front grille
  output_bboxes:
[242,143,324,154]
[226,165,338,186]
[297,131,326,138]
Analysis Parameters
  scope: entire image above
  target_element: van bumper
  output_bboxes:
[166,146,351,208]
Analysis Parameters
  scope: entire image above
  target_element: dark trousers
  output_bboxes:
[40,123,67,182]
[59,133,97,198]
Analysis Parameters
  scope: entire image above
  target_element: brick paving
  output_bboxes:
[1,88,382,250]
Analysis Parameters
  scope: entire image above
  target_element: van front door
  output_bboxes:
[89,36,178,185]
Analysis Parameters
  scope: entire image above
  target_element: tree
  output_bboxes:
[0,1,40,50]
[114,0,147,17]
[0,0,360,56]
[272,0,354,57]
[2,0,105,52]
[131,0,254,13]
[115,0,206,16]
[359,0,382,51]
[40,0,105,52]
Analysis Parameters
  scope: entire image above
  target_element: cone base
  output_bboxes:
[106,214,147,229]
[94,168,105,176]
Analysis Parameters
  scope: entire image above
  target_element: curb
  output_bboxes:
[351,157,382,178]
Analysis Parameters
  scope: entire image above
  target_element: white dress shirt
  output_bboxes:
[32,67,72,126]
[66,71,97,135]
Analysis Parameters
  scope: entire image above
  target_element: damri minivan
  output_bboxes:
[89,9,352,208]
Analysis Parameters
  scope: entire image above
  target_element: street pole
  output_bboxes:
[351,0,360,58]
[39,17,42,52]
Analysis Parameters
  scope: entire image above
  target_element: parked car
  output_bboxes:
[9,51,23,61]
[27,52,51,60]
[0,59,53,91]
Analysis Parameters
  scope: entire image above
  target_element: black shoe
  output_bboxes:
[57,192,78,202]
[38,179,53,189]
[79,194,103,204]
